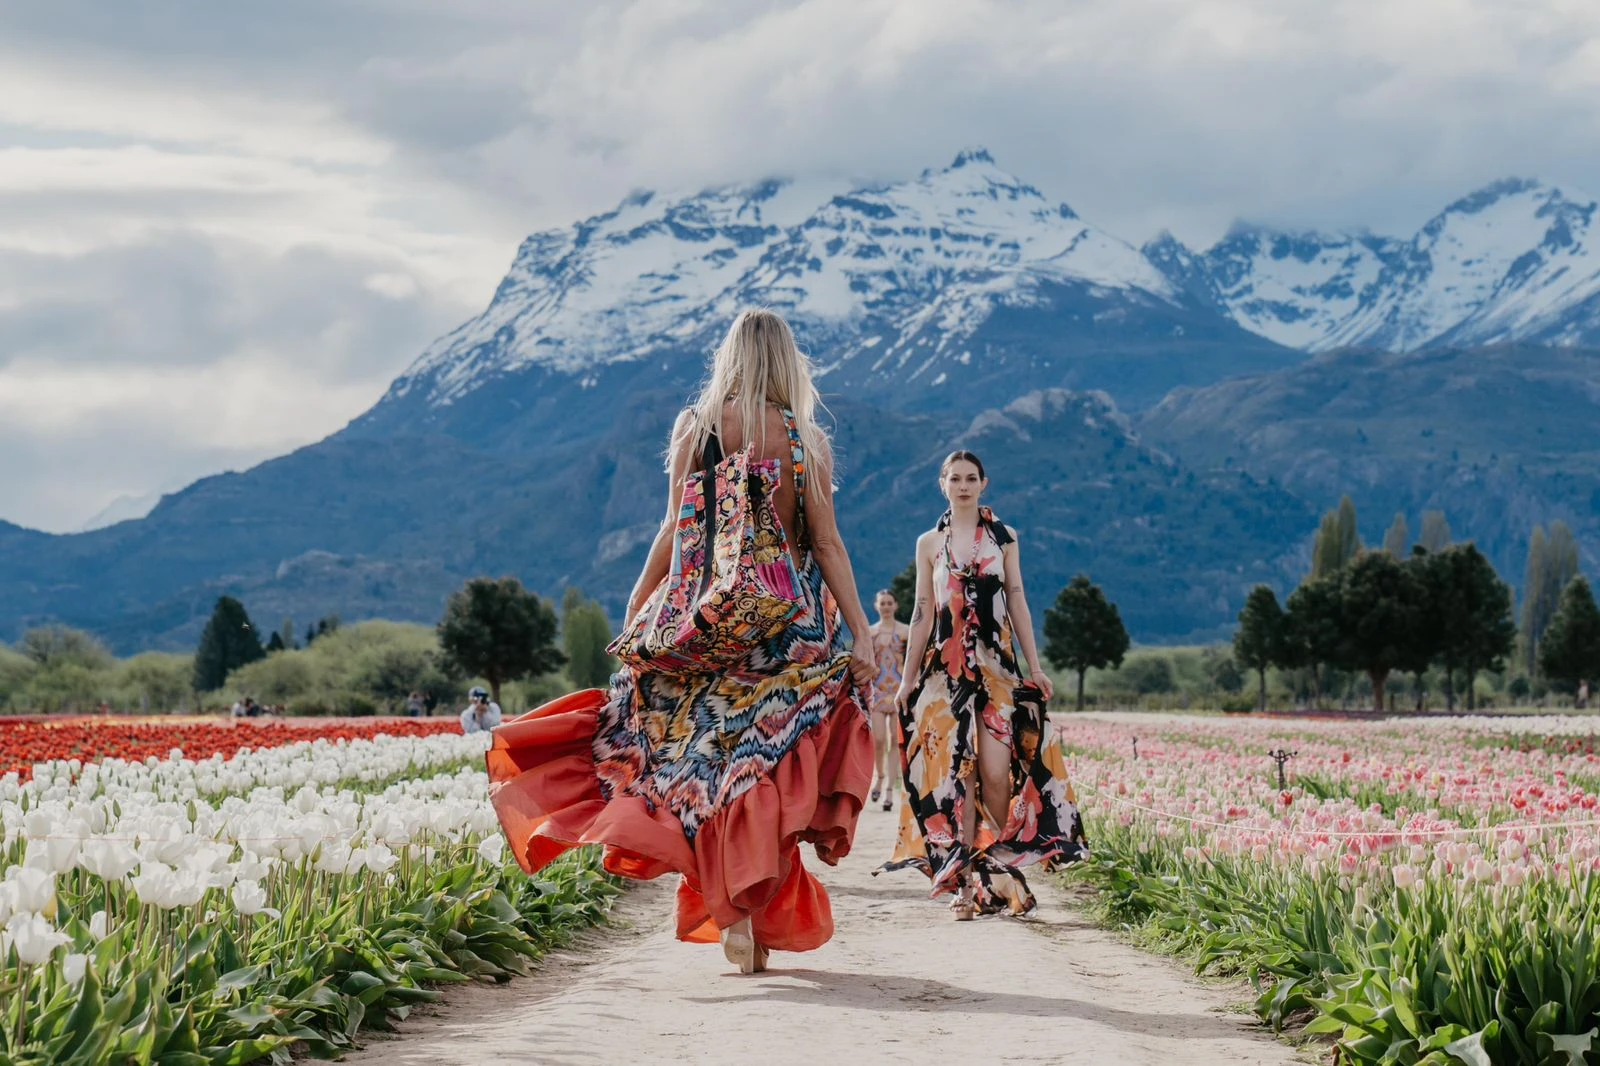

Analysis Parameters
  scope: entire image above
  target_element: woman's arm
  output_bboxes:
[1002,530,1054,699]
[625,411,695,620]
[896,533,937,699]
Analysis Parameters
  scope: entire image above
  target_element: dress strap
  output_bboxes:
[781,407,805,498]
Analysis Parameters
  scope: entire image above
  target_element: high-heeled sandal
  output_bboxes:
[952,879,976,922]
[870,786,882,803]
[720,918,766,973]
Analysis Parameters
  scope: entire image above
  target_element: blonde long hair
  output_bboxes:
[678,309,830,493]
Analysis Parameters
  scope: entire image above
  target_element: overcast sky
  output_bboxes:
[3,0,1598,532]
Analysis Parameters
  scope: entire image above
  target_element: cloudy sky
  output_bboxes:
[3,0,1598,532]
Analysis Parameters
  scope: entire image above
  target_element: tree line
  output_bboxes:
[1233,498,1600,713]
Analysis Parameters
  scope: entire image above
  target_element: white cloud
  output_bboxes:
[1,0,1598,529]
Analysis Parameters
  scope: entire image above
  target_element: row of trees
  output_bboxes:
[0,578,622,716]
[1234,498,1599,713]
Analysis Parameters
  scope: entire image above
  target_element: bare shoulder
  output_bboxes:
[914,529,940,558]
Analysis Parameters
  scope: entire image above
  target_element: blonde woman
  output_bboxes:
[885,451,1088,919]
[868,590,909,811]
[487,309,876,973]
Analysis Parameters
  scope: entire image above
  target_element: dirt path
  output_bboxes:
[346,808,1310,1066]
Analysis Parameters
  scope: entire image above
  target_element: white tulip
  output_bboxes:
[477,835,505,867]
[62,952,88,985]
[5,912,69,965]
[88,910,108,941]
[78,839,141,881]
[364,843,399,875]
[6,867,56,916]
[130,863,180,910]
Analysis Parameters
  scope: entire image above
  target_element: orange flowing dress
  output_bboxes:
[485,422,873,951]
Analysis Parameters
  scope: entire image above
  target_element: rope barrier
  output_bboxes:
[1074,779,1600,841]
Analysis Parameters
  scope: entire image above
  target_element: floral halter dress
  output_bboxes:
[881,507,1089,914]
[870,626,907,716]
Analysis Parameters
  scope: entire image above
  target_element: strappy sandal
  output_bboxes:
[870,786,881,803]
[952,878,976,922]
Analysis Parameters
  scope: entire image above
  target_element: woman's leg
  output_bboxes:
[869,713,889,799]
[877,714,897,797]
[974,721,1013,835]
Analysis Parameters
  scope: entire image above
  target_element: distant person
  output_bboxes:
[883,450,1089,920]
[459,687,503,734]
[482,308,876,976]
[230,699,247,719]
[1580,679,1590,711]
[868,589,909,812]
[406,691,425,718]
[243,697,259,718]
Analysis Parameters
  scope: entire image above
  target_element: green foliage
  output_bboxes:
[1419,544,1516,710]
[561,588,617,689]
[1043,574,1130,709]
[1115,655,1176,695]
[1327,550,1427,712]
[116,652,194,713]
[1538,576,1600,692]
[1206,653,1245,694]
[193,597,266,693]
[1234,585,1284,710]
[1283,577,1342,704]
[886,562,916,624]
[0,844,620,1065]
[1311,496,1362,579]
[1382,512,1410,556]
[224,621,463,714]
[17,625,114,671]
[437,577,565,705]
[1522,522,1581,674]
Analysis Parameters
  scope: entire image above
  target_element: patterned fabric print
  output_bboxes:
[869,627,906,715]
[610,410,807,673]
[593,552,858,838]
[884,508,1089,913]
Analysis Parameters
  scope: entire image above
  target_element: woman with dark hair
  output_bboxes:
[868,589,909,812]
[886,450,1088,919]
[485,309,876,974]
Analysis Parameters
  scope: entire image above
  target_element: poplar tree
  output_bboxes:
[1382,513,1410,557]
[1522,522,1581,674]
[1311,496,1362,579]
[1419,511,1452,553]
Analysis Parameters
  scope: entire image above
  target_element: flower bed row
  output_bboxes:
[0,732,620,1065]
[1063,713,1600,1066]
[0,717,463,781]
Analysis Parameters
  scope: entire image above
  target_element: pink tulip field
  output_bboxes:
[1062,712,1600,1066]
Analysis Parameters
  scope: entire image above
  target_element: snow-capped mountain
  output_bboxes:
[371,149,1290,429]
[1152,178,1600,352]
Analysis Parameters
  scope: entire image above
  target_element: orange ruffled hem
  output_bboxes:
[485,687,874,953]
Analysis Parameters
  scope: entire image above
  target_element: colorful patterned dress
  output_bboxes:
[870,626,907,716]
[485,417,873,953]
[885,508,1089,913]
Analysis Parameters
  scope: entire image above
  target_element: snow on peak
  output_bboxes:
[391,150,1174,404]
[1153,176,1600,353]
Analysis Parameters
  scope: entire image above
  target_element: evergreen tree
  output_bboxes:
[1424,544,1515,710]
[1418,511,1452,553]
[1311,496,1362,579]
[278,617,297,652]
[1284,577,1342,707]
[265,631,286,654]
[1043,575,1130,710]
[1233,585,1283,712]
[437,577,565,705]
[561,587,617,689]
[1538,577,1600,693]
[304,624,317,648]
[887,562,916,624]
[1382,513,1410,557]
[1329,551,1427,712]
[193,596,266,692]
[1521,522,1581,673]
